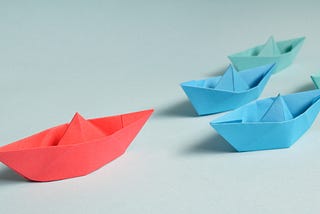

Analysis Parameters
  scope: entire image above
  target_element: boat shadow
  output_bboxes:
[203,65,228,77]
[181,133,236,155]
[154,100,198,118]
[0,167,27,184]
[291,81,316,93]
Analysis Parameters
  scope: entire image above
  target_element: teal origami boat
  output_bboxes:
[311,73,320,89]
[180,63,275,115]
[228,36,305,73]
[210,90,320,152]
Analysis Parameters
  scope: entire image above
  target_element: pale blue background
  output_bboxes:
[0,0,320,213]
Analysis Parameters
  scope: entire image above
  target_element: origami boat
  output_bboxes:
[180,63,275,115]
[311,73,320,89]
[210,90,320,152]
[0,109,153,182]
[228,36,305,73]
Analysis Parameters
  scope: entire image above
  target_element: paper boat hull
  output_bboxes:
[0,109,153,181]
[210,90,320,151]
[181,64,274,115]
[228,37,305,73]
[181,87,265,115]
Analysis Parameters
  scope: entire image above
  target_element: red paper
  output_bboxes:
[0,109,153,182]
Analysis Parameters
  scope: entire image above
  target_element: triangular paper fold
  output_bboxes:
[58,113,105,146]
[0,109,154,182]
[214,65,250,91]
[210,90,320,152]
[258,36,281,56]
[260,94,293,122]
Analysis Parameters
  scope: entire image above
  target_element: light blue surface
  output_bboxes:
[1,1,320,214]
[228,36,305,73]
[181,64,275,115]
[211,90,320,152]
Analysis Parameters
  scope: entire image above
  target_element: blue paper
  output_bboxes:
[259,94,293,122]
[214,65,250,91]
[180,63,276,115]
[210,90,320,152]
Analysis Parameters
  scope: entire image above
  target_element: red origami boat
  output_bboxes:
[0,109,153,182]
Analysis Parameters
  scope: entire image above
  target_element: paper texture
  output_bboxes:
[0,109,154,182]
[228,36,305,73]
[181,64,275,115]
[210,90,320,152]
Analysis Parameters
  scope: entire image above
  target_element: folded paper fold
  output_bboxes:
[181,63,275,115]
[214,65,250,91]
[228,36,305,73]
[311,73,320,89]
[258,36,281,56]
[0,109,154,182]
[210,90,320,152]
[259,94,293,122]
[58,113,106,146]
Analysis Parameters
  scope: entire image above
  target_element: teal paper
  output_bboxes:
[228,36,305,73]
[258,36,281,56]
[311,73,320,89]
[210,90,320,152]
[180,63,275,115]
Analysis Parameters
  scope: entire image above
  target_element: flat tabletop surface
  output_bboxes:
[1,1,320,213]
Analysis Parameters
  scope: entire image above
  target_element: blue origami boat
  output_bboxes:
[210,90,320,152]
[180,63,275,115]
[228,36,305,73]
